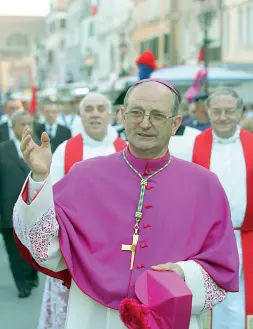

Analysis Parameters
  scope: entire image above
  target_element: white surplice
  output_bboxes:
[209,129,246,329]
[169,126,201,162]
[37,124,123,329]
[185,127,246,329]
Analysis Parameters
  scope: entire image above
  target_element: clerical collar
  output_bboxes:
[80,125,118,147]
[124,147,171,174]
[212,126,240,144]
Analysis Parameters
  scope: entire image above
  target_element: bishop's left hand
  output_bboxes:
[152,263,185,280]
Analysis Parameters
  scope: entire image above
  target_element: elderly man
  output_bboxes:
[13,79,238,329]
[191,88,253,329]
[0,111,38,298]
[37,92,126,329]
[0,99,24,142]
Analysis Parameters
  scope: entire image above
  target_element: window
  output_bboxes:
[165,0,171,13]
[237,8,243,47]
[139,37,159,59]
[164,33,170,55]
[245,6,253,47]
[164,33,170,64]
[19,74,29,89]
[251,7,253,46]
[140,41,145,53]
[6,33,29,49]
[48,50,54,64]
[60,40,65,50]
[60,18,66,29]
[49,21,55,34]
[223,12,230,52]
[110,45,115,71]
[150,37,159,59]
[88,21,95,37]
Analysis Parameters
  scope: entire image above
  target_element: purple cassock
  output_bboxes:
[47,148,239,311]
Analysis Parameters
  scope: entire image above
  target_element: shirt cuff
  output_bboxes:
[28,173,49,201]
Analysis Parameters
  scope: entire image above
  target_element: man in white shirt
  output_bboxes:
[0,111,38,298]
[34,100,71,153]
[0,99,24,142]
[191,88,253,329]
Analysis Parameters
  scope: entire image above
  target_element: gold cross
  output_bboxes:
[121,234,139,270]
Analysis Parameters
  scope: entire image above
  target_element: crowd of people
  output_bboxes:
[0,80,252,329]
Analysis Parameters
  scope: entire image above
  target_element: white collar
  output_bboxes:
[80,125,118,147]
[45,122,57,129]
[212,126,240,144]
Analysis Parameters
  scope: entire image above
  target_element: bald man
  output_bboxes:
[14,80,238,329]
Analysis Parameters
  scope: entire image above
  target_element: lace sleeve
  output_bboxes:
[13,174,66,272]
[14,205,59,263]
[201,267,227,312]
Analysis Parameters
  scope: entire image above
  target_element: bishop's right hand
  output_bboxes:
[21,126,52,182]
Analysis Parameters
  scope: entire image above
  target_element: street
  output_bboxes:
[0,236,45,329]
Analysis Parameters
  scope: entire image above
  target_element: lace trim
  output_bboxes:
[37,277,69,329]
[201,267,227,312]
[13,205,59,263]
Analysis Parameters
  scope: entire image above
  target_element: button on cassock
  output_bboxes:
[146,185,153,190]
[137,264,145,269]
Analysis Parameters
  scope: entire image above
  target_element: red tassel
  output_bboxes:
[120,298,151,329]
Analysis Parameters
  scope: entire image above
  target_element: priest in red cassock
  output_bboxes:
[13,79,239,329]
[191,88,253,329]
[37,92,126,329]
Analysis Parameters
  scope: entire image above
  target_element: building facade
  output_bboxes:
[0,16,44,92]
[40,0,70,88]
[177,0,222,65]
[132,0,178,69]
[222,0,253,67]
[65,0,92,83]
[87,0,134,89]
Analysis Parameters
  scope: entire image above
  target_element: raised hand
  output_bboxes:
[21,126,52,181]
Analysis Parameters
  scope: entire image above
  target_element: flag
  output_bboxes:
[28,87,37,116]
[91,0,98,15]
[198,46,205,63]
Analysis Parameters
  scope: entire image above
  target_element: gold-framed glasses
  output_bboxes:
[125,110,174,126]
[209,108,238,118]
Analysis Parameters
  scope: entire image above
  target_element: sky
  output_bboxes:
[0,0,50,16]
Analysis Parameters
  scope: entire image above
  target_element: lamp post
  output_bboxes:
[196,0,215,93]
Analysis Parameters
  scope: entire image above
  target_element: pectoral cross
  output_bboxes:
[121,234,139,270]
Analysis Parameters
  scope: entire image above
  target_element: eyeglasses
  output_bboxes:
[125,110,174,126]
[209,108,238,118]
